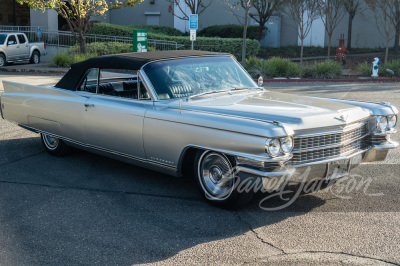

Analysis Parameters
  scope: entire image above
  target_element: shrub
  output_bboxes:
[358,62,372,76]
[88,23,260,59]
[382,60,400,77]
[245,56,301,78]
[311,60,343,79]
[199,25,264,40]
[127,24,183,36]
[51,52,72,67]
[68,42,133,55]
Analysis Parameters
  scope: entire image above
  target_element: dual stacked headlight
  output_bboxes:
[265,137,294,157]
[376,115,397,132]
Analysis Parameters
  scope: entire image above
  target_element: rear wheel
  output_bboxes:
[0,54,6,67]
[194,150,254,209]
[41,133,70,156]
[30,51,40,64]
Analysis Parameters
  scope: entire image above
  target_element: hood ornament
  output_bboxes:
[335,114,348,122]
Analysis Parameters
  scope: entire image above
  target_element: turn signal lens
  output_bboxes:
[388,115,397,129]
[281,137,294,154]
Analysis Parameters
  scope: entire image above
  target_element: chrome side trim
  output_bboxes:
[16,123,177,171]
[180,144,292,164]
[236,166,295,178]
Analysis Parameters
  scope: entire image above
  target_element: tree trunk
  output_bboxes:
[300,38,304,65]
[395,23,400,53]
[257,21,266,41]
[385,40,389,64]
[347,13,354,50]
[327,35,332,58]
[242,6,250,65]
[79,32,86,54]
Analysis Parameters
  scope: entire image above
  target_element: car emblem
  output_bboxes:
[335,114,348,122]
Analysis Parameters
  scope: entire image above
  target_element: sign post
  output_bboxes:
[189,14,198,50]
[133,30,148,53]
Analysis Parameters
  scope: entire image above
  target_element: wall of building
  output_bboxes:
[30,9,58,31]
[107,0,173,28]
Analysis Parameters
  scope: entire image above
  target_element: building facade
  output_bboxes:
[28,0,396,49]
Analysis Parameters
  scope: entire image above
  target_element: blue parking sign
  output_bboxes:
[36,27,42,37]
[189,14,198,30]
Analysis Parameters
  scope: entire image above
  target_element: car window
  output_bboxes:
[143,56,257,100]
[78,68,99,93]
[17,34,26,44]
[0,34,6,45]
[97,69,151,100]
[7,35,17,45]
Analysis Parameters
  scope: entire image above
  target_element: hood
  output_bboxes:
[173,90,371,131]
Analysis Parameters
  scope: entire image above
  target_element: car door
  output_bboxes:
[5,34,19,60]
[17,34,29,60]
[82,70,152,159]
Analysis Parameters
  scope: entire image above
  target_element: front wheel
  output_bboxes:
[194,151,254,209]
[0,53,6,67]
[40,133,70,156]
[30,51,40,64]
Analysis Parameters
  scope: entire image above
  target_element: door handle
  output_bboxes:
[84,103,95,110]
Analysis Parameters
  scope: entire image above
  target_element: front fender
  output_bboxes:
[309,96,398,116]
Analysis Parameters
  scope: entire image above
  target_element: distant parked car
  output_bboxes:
[0,32,46,67]
[0,51,398,209]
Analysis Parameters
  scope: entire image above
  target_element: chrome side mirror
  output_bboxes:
[258,76,264,87]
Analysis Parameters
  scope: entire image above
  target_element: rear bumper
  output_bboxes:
[237,139,398,191]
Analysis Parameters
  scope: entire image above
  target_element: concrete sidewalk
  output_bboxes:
[0,63,68,74]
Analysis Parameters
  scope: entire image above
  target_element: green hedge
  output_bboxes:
[246,57,343,79]
[88,23,260,59]
[127,24,183,36]
[198,25,264,40]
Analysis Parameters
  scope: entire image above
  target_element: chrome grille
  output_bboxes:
[291,122,370,165]
[294,122,369,151]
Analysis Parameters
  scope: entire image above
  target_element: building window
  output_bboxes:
[145,12,160,26]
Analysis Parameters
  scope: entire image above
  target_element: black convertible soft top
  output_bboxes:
[56,50,231,91]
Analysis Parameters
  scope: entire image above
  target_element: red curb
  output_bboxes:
[255,78,400,83]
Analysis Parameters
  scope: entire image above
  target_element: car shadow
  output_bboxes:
[0,136,327,264]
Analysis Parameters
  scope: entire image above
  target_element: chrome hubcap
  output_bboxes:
[33,54,39,63]
[0,57,4,66]
[199,152,235,200]
[43,134,59,150]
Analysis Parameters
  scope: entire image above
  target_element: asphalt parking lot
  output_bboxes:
[0,73,399,265]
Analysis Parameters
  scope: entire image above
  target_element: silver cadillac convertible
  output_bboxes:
[1,50,398,208]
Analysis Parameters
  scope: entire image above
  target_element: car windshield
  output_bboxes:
[0,34,7,45]
[142,56,257,100]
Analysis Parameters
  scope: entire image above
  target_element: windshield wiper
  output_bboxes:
[187,87,262,101]
[187,89,232,100]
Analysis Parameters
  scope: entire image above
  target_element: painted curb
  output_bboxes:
[255,78,400,83]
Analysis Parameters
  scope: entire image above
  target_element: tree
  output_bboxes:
[17,0,144,54]
[249,0,284,41]
[342,0,362,50]
[223,0,253,65]
[317,0,346,58]
[283,0,320,64]
[366,0,400,63]
[393,0,400,52]
[168,0,212,20]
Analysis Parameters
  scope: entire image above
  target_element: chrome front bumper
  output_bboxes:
[237,139,399,191]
